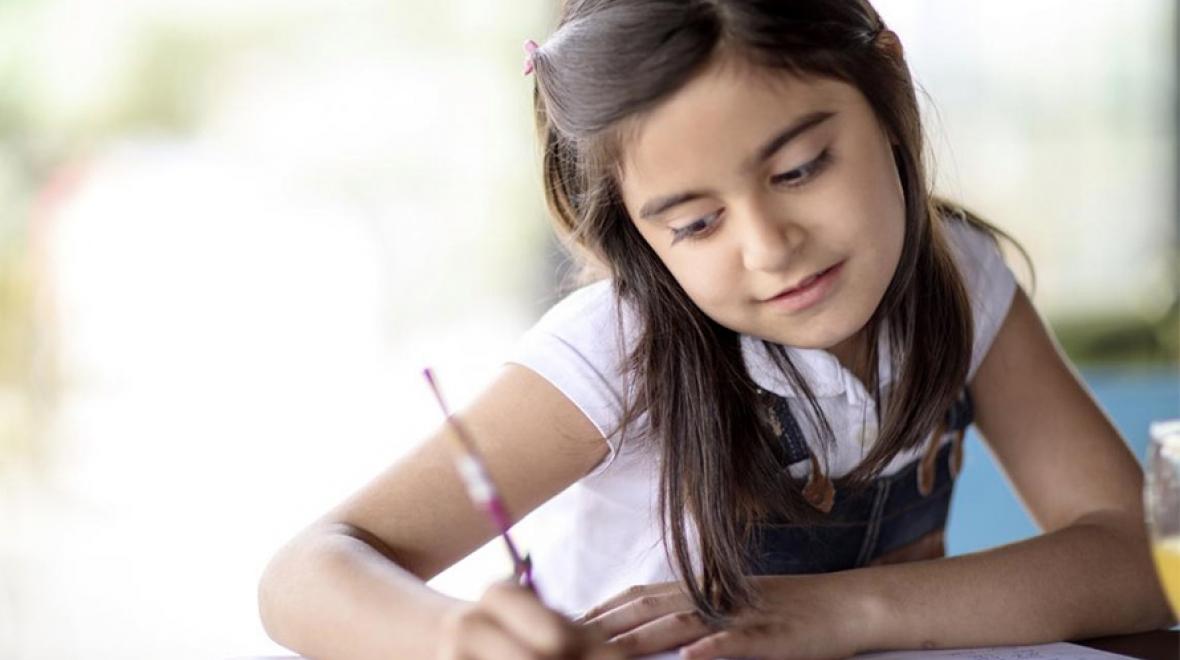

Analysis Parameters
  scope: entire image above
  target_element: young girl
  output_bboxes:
[257,1,1174,658]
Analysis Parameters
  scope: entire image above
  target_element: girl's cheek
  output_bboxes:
[681,270,736,315]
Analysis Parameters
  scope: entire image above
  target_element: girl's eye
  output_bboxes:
[670,211,721,245]
[666,149,832,246]
[770,148,832,187]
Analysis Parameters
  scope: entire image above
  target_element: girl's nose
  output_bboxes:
[739,204,800,272]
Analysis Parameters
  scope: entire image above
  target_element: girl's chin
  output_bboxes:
[755,328,862,352]
[718,307,869,351]
[756,312,867,350]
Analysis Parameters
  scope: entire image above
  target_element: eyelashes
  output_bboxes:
[670,210,721,245]
[670,149,834,246]
[770,148,832,187]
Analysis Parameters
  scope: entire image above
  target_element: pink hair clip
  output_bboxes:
[522,39,539,76]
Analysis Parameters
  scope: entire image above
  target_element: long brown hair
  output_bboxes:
[530,0,1012,621]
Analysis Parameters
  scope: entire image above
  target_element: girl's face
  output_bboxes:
[617,58,906,364]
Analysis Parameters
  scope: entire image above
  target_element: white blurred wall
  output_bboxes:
[0,1,1173,659]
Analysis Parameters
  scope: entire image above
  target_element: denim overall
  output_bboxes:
[747,389,974,575]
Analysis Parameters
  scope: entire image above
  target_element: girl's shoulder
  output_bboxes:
[940,211,1019,381]
[506,279,640,461]
[523,279,622,334]
[513,279,640,371]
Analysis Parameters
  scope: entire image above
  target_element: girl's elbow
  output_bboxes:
[257,543,300,647]
[256,529,331,648]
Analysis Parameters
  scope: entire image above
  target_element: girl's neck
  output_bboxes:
[826,326,873,387]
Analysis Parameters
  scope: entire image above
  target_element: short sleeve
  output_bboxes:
[505,280,637,475]
[942,217,1019,381]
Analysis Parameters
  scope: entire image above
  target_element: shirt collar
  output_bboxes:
[741,328,895,405]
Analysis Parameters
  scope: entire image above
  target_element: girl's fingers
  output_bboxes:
[680,629,740,660]
[481,581,587,657]
[577,581,680,623]
[585,589,690,638]
[680,623,786,660]
[578,585,648,623]
[587,645,628,660]
[605,609,714,657]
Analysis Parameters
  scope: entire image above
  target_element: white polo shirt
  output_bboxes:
[506,218,1017,616]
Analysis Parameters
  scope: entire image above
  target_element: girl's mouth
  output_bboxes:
[761,261,845,313]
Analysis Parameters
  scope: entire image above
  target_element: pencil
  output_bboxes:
[421,367,538,595]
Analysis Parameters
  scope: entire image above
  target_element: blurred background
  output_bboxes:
[0,0,1175,658]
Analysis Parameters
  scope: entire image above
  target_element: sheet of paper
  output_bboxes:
[855,642,1132,659]
[638,641,1131,659]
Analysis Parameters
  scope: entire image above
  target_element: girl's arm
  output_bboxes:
[257,363,616,659]
[582,287,1175,658]
[859,285,1175,649]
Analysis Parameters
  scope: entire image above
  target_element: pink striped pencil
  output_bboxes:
[421,367,538,595]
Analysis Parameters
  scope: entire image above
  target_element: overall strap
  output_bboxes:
[759,385,975,506]
[757,387,834,512]
[917,388,974,495]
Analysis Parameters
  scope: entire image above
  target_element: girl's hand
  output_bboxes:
[437,580,626,660]
[578,576,875,659]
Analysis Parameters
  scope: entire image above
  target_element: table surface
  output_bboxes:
[234,629,1179,660]
[1079,629,1179,659]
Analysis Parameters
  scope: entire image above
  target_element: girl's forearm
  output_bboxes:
[258,525,463,659]
[855,510,1174,652]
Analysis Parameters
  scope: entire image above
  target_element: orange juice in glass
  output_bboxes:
[1145,419,1180,616]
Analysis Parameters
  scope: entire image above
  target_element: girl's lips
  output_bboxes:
[762,261,845,313]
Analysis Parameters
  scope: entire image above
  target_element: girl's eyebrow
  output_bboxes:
[637,110,837,221]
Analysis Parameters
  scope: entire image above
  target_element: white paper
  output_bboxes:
[856,642,1132,659]
[638,641,1132,659]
